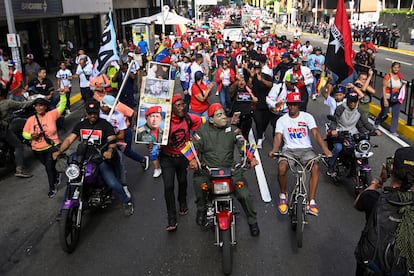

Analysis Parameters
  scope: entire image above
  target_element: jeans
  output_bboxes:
[311,70,322,95]
[219,85,232,114]
[80,87,93,102]
[160,154,189,219]
[99,161,130,204]
[329,142,343,167]
[375,97,402,133]
[5,128,24,167]
[189,109,208,122]
[253,109,271,140]
[123,127,145,162]
[34,147,58,191]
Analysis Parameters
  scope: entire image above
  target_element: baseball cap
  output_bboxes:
[240,47,247,52]
[208,103,223,117]
[194,71,204,81]
[145,105,162,116]
[218,44,224,49]
[285,73,298,83]
[101,95,116,109]
[286,92,302,103]
[127,52,135,58]
[253,61,261,68]
[85,99,100,113]
[269,40,275,46]
[281,52,291,59]
[334,86,346,94]
[7,60,15,67]
[26,53,34,59]
[346,92,359,102]
[33,96,50,106]
[393,147,414,173]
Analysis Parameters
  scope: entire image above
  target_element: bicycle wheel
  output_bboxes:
[296,195,305,248]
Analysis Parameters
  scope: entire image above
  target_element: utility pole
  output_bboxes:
[4,0,22,71]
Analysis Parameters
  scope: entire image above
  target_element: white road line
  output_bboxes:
[248,130,272,203]
[385,58,412,66]
[368,118,410,147]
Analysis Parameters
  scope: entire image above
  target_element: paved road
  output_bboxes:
[1,81,412,275]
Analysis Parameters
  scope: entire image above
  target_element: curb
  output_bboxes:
[369,103,414,140]
[70,92,82,106]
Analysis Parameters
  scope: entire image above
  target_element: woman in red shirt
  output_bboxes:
[189,71,214,120]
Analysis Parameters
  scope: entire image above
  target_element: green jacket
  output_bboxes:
[193,123,245,168]
[137,123,163,143]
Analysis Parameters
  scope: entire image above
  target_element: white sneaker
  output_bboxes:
[153,168,162,178]
[215,91,219,96]
[312,94,317,100]
[257,139,263,149]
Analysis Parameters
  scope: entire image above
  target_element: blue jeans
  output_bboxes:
[376,97,402,133]
[189,109,208,122]
[329,142,343,167]
[123,127,145,162]
[219,85,231,113]
[99,161,130,204]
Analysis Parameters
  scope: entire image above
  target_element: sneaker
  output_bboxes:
[326,168,337,177]
[65,109,71,116]
[123,186,131,199]
[141,156,150,171]
[215,91,219,96]
[312,94,317,100]
[15,167,33,178]
[390,132,399,137]
[307,201,319,216]
[278,194,288,215]
[249,222,260,237]
[123,201,134,217]
[256,139,263,149]
[48,189,57,198]
[153,168,162,178]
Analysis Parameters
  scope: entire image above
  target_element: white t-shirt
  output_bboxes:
[56,69,72,88]
[178,61,190,82]
[324,96,346,115]
[276,111,317,149]
[221,69,231,86]
[76,64,93,88]
[99,111,127,134]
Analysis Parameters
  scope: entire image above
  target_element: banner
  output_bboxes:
[325,0,353,84]
[135,62,174,145]
[92,11,119,78]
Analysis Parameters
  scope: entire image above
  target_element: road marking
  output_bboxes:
[385,58,412,66]
[248,130,272,203]
[368,118,410,147]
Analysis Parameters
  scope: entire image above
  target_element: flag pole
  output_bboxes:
[107,60,137,120]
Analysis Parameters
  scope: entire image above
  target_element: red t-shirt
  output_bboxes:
[8,70,23,96]
[190,82,209,113]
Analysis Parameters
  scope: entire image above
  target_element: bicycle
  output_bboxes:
[273,152,326,248]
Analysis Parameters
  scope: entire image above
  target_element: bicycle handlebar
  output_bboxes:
[273,152,327,173]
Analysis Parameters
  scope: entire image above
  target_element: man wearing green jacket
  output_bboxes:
[189,103,260,236]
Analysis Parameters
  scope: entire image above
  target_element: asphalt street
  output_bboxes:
[1,75,412,275]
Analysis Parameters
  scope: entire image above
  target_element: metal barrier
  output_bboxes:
[355,64,414,126]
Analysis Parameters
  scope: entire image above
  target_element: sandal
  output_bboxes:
[166,217,177,232]
[179,208,189,216]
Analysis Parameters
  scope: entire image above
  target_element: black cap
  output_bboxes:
[195,53,203,60]
[394,147,414,172]
[33,97,50,106]
[346,92,359,102]
[85,99,100,113]
[253,61,261,68]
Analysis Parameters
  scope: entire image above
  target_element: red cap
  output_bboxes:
[145,105,162,116]
[286,92,302,103]
[208,103,223,117]
[172,94,182,104]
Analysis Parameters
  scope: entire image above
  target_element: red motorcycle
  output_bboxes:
[200,160,248,275]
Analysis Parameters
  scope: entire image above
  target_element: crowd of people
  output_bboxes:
[0,7,413,273]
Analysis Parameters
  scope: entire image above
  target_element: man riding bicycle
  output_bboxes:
[268,92,332,216]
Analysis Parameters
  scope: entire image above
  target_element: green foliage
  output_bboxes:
[380,9,414,16]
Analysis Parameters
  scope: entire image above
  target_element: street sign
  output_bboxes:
[7,33,18,47]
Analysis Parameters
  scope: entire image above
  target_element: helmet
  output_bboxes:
[314,46,322,52]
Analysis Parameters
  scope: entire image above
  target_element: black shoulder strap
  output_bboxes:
[34,113,55,146]
[185,114,192,130]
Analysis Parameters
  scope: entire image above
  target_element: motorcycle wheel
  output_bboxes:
[296,195,305,248]
[221,229,233,275]
[354,171,372,197]
[59,207,81,253]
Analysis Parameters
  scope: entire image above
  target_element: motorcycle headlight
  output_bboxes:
[213,182,231,195]
[357,140,371,154]
[65,164,80,180]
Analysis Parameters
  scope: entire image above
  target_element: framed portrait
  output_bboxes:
[146,61,172,80]
[143,78,173,99]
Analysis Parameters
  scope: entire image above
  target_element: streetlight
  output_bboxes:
[313,0,318,26]
[349,0,355,25]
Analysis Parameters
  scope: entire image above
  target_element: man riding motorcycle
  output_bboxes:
[327,92,381,176]
[189,103,260,236]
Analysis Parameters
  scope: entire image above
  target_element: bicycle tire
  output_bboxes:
[296,195,305,248]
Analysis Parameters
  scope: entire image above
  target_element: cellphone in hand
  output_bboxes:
[230,111,241,125]
[386,157,394,178]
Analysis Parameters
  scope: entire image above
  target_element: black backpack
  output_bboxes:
[355,189,414,275]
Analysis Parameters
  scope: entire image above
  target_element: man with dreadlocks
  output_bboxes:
[354,146,414,275]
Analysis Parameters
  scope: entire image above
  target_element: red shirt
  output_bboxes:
[190,82,209,113]
[161,113,203,155]
[8,69,23,96]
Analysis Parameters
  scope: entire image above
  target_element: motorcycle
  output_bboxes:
[199,159,248,275]
[326,116,377,196]
[59,141,114,253]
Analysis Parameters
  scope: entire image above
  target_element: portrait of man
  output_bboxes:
[136,105,164,143]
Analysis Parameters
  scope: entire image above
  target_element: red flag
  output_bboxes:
[325,0,353,83]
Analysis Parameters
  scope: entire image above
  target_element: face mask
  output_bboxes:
[210,109,228,128]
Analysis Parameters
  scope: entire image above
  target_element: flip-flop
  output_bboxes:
[166,223,177,232]
[179,209,189,216]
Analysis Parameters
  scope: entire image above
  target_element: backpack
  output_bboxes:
[355,189,414,275]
